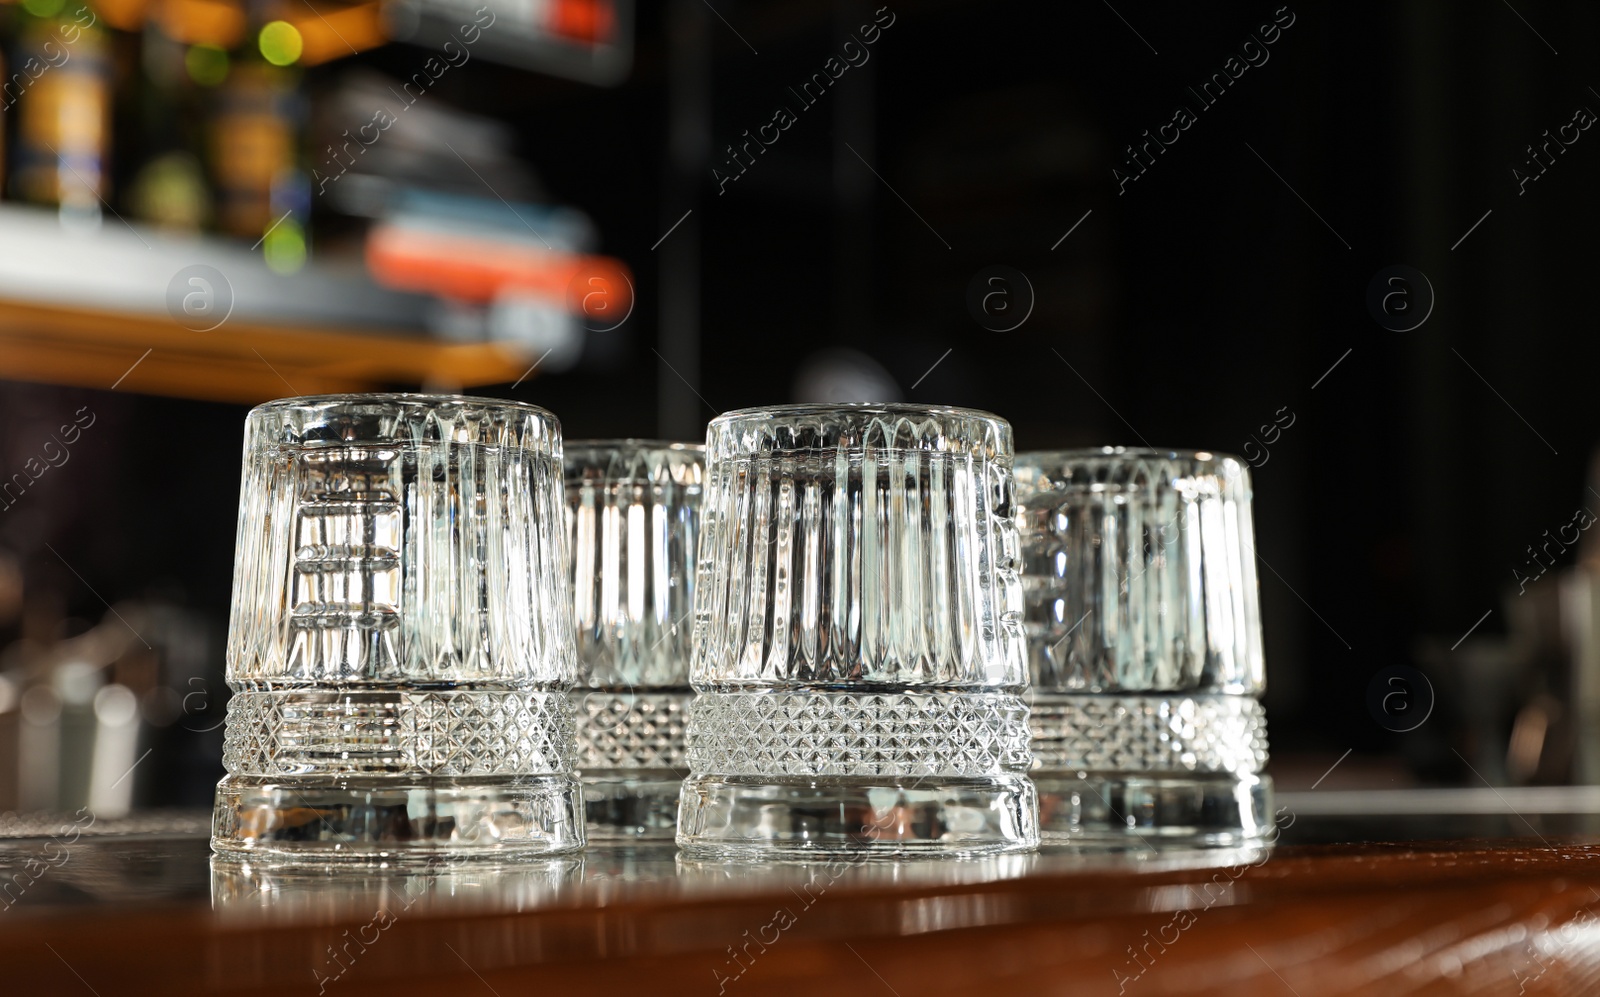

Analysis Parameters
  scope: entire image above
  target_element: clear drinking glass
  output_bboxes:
[1015,448,1273,845]
[211,394,584,860]
[565,441,702,838]
[678,404,1040,857]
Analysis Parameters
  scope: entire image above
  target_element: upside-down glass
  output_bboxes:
[212,394,584,860]
[678,404,1040,857]
[565,441,702,838]
[1015,448,1273,845]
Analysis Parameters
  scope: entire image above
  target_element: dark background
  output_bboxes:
[5,0,1599,794]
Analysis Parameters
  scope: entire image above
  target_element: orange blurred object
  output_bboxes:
[548,0,615,44]
[155,0,247,48]
[367,223,633,320]
[92,0,153,33]
[287,1,388,65]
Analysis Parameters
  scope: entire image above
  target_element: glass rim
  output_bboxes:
[713,401,1005,422]
[1017,446,1245,465]
[248,392,557,421]
[565,438,706,453]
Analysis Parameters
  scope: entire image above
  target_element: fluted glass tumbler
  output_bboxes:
[566,441,702,838]
[1015,448,1273,845]
[212,394,584,860]
[678,404,1040,857]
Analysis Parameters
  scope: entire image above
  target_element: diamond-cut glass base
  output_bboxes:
[211,774,585,860]
[575,690,690,838]
[222,690,576,777]
[1027,692,1271,846]
[576,690,691,770]
[679,689,1039,856]
[685,690,1033,777]
[1028,693,1269,774]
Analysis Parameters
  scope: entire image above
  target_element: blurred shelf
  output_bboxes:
[0,205,532,405]
[0,297,530,405]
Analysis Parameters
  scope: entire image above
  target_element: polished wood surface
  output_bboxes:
[5,834,1600,995]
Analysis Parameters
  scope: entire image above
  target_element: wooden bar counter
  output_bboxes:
[4,810,1600,996]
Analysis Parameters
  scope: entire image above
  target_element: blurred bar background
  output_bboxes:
[3,0,1600,818]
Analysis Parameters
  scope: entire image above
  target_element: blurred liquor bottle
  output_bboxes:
[117,0,310,262]
[9,2,110,224]
[211,58,308,270]
[123,13,222,233]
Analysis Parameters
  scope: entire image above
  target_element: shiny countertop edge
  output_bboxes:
[5,839,1600,995]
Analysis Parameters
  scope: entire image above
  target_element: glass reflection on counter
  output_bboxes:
[209,836,1277,926]
[210,854,586,923]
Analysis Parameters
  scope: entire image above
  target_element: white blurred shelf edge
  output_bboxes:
[1278,786,1600,816]
[0,205,533,403]
[0,203,430,332]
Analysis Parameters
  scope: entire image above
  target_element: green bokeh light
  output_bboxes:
[258,21,304,67]
[184,45,230,87]
[264,221,307,274]
[20,0,67,18]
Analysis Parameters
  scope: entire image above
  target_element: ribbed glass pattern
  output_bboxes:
[692,404,1026,689]
[565,441,703,688]
[226,395,572,690]
[1014,448,1264,695]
